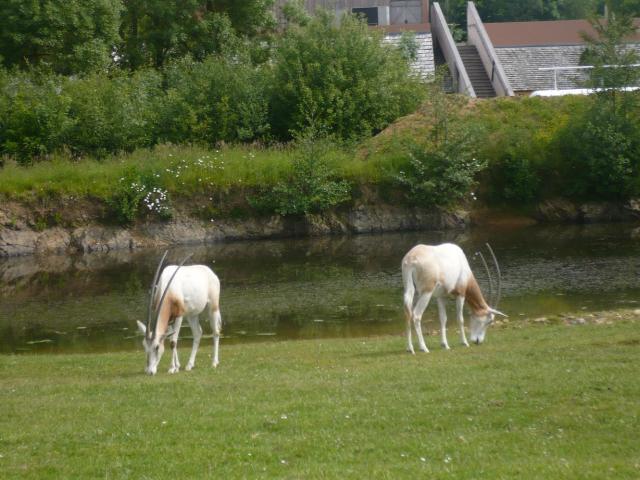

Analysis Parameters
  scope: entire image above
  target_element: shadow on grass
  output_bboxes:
[351,348,408,359]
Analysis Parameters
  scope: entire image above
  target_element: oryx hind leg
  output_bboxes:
[209,308,222,368]
[185,315,202,371]
[412,291,433,353]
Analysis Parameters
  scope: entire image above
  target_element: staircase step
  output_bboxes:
[457,44,496,98]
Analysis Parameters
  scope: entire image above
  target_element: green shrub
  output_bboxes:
[65,70,162,157]
[487,154,540,204]
[158,56,270,144]
[0,70,72,164]
[551,90,640,200]
[269,11,426,141]
[249,136,351,216]
[106,167,172,224]
[0,0,121,75]
[394,136,486,207]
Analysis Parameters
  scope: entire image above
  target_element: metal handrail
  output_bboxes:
[539,64,640,90]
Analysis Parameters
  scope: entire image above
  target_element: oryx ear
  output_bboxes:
[136,320,147,335]
[489,308,508,318]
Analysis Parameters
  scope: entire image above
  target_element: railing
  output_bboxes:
[466,1,514,97]
[539,64,640,91]
[431,2,475,97]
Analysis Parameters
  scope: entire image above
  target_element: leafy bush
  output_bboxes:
[158,56,270,144]
[393,78,486,207]
[0,0,121,75]
[65,70,163,157]
[555,102,640,200]
[269,11,426,141]
[0,70,72,164]
[394,136,486,207]
[249,136,351,216]
[106,167,172,224]
[487,154,540,204]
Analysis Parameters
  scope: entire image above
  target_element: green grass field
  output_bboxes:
[1,317,639,479]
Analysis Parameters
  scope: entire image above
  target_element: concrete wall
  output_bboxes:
[431,2,475,96]
[466,2,513,96]
[274,0,429,25]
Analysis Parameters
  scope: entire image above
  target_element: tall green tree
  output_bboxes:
[119,0,275,69]
[556,1,640,200]
[269,11,425,141]
[441,0,600,25]
[581,0,640,91]
[0,0,122,75]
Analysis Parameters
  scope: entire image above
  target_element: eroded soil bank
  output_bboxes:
[1,196,640,257]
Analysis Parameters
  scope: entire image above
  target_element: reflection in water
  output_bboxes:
[1,223,639,353]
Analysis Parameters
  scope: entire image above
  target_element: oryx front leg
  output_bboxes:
[456,296,470,347]
[210,309,222,368]
[437,297,450,350]
[403,280,416,354]
[168,316,183,374]
[185,315,202,371]
[412,292,433,353]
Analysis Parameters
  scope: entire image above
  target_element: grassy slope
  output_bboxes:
[0,95,591,202]
[1,319,639,479]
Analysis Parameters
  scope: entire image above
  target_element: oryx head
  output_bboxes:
[470,244,508,345]
[136,251,191,375]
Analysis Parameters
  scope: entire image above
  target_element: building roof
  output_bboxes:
[494,44,640,92]
[372,23,431,33]
[383,32,434,77]
[485,18,640,47]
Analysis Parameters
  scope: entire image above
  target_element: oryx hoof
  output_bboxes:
[212,360,219,368]
[441,344,451,350]
[168,366,180,374]
[462,342,470,348]
[185,363,194,371]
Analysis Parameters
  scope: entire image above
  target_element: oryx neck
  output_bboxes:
[465,275,489,315]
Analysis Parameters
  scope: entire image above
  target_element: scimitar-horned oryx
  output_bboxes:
[401,243,507,353]
[137,251,222,375]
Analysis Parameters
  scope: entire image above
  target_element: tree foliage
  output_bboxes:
[270,11,426,141]
[394,74,485,207]
[0,0,122,74]
[440,0,602,25]
[555,3,640,200]
[118,0,275,69]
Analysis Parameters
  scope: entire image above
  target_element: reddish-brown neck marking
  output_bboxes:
[154,293,185,339]
[465,275,489,315]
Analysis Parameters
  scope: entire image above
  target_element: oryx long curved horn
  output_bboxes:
[150,254,193,338]
[476,251,495,307]
[147,250,169,334]
[485,243,502,308]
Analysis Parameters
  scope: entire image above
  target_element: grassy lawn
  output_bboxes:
[1,318,639,479]
[0,143,383,201]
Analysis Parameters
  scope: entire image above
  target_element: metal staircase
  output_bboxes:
[457,45,496,98]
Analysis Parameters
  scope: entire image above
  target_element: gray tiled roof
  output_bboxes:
[495,44,640,92]
[384,32,434,77]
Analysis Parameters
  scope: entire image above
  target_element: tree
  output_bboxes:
[0,0,122,75]
[581,0,640,92]
[118,0,275,69]
[269,11,426,141]
[440,0,600,25]
[556,1,640,200]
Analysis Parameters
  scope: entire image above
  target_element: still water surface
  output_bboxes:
[1,224,639,354]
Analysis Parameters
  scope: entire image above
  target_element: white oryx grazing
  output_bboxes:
[136,251,222,375]
[401,243,507,353]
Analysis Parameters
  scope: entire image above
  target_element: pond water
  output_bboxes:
[1,223,639,354]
